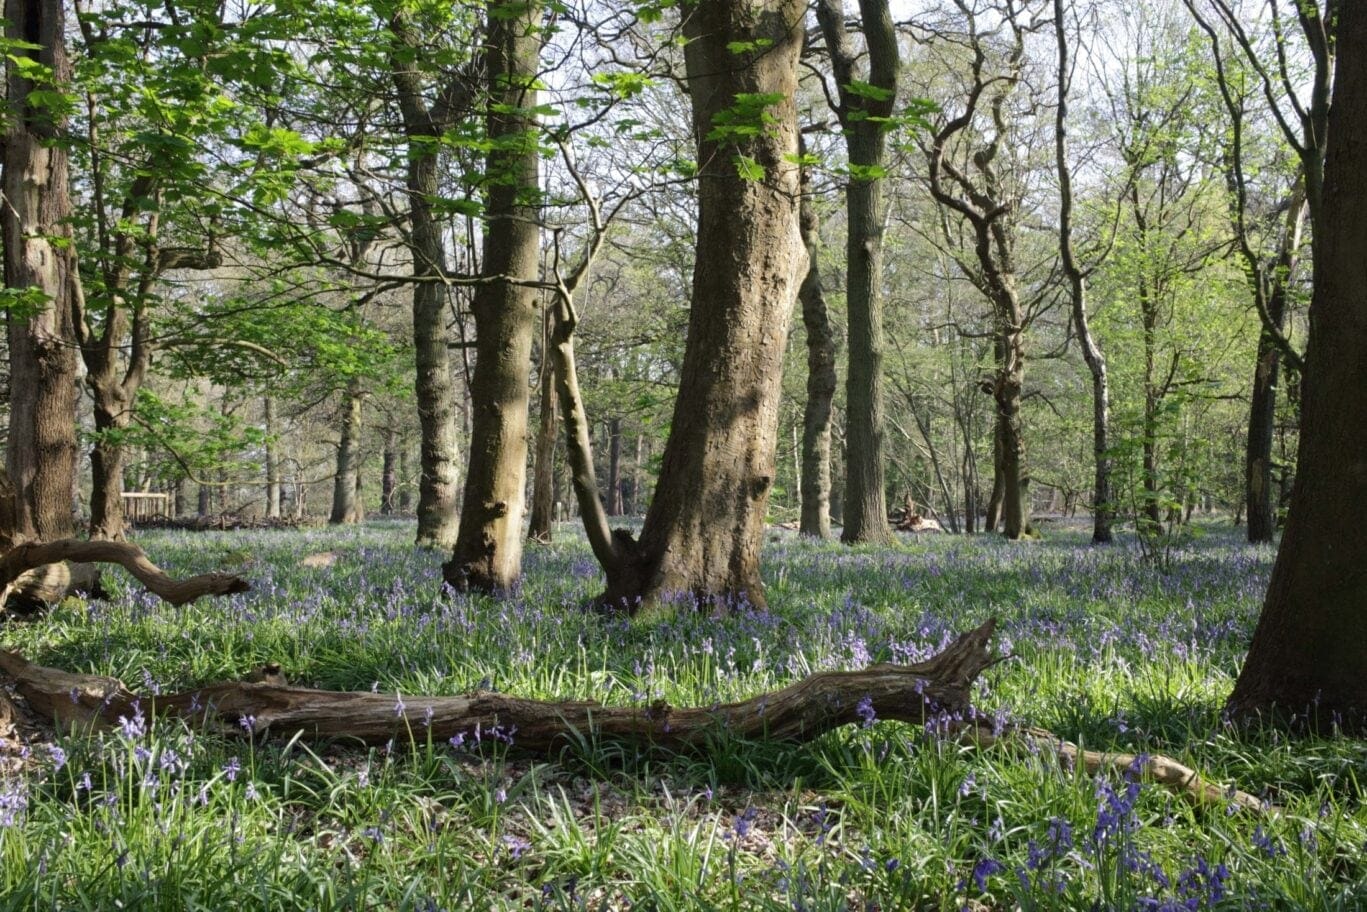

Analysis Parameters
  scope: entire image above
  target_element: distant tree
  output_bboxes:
[1226,0,1365,727]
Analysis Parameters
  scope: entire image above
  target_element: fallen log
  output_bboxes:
[0,618,1269,811]
[0,540,249,609]
[0,620,1002,748]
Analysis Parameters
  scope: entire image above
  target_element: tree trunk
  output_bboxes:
[88,391,129,541]
[797,154,836,539]
[3,0,78,543]
[1054,0,1112,544]
[597,0,805,611]
[606,418,623,516]
[445,2,542,592]
[816,0,897,547]
[527,308,558,542]
[380,428,398,516]
[264,396,282,519]
[1245,197,1306,544]
[1227,11,1367,727]
[329,380,364,525]
[197,484,211,517]
[398,447,413,513]
[995,326,1032,541]
[390,16,463,550]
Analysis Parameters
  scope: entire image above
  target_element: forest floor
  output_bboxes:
[0,521,1363,910]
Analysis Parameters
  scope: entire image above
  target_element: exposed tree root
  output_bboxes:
[0,617,1268,812]
[0,539,249,609]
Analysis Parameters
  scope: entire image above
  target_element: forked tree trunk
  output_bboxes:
[3,0,79,544]
[1227,12,1367,729]
[444,2,543,592]
[329,380,364,525]
[527,308,558,542]
[597,0,805,611]
[797,154,836,539]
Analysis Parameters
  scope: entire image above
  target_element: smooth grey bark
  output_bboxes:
[816,0,897,546]
[3,0,79,543]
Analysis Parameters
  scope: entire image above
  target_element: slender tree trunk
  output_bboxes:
[527,307,558,542]
[264,396,282,519]
[597,0,805,610]
[816,0,896,546]
[1054,0,1112,544]
[390,16,463,549]
[445,2,542,592]
[398,446,413,513]
[995,323,1032,540]
[1245,197,1306,544]
[3,0,78,543]
[606,418,623,516]
[797,154,836,539]
[380,428,398,516]
[329,380,364,525]
[1227,11,1367,726]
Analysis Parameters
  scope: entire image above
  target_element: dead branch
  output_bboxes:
[0,540,249,607]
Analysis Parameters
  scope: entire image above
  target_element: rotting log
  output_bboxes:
[0,539,249,608]
[1,620,1003,748]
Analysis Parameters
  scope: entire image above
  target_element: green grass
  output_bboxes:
[0,520,1362,910]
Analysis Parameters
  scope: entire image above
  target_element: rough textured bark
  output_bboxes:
[3,0,79,543]
[444,2,542,592]
[1054,0,1112,544]
[1226,10,1367,728]
[527,308,558,542]
[817,0,896,546]
[597,0,806,610]
[797,155,836,539]
[329,380,364,525]
[389,12,466,550]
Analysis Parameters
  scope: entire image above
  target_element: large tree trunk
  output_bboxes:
[597,0,805,611]
[1227,10,1367,727]
[816,0,896,547]
[329,380,364,525]
[527,308,558,542]
[444,2,542,592]
[3,0,78,543]
[797,156,836,539]
[264,396,282,519]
